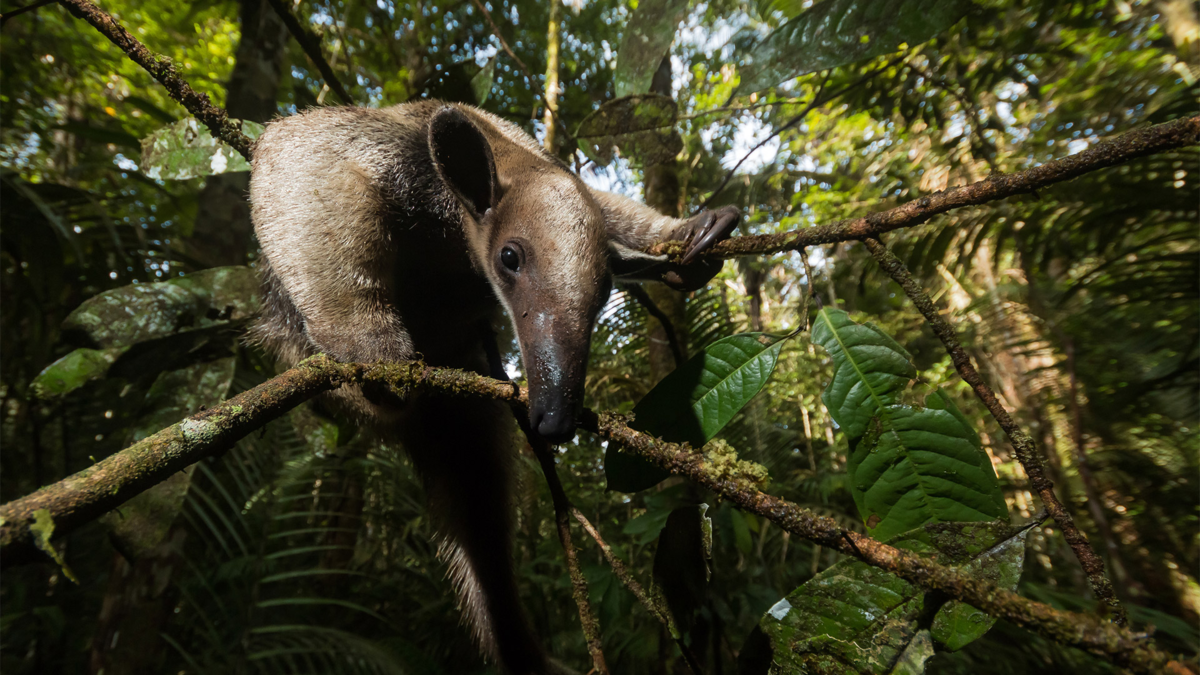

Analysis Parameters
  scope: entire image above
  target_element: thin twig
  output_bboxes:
[679,97,810,120]
[862,236,1128,626]
[483,324,608,674]
[0,0,54,25]
[528,434,609,675]
[651,115,1200,260]
[58,0,253,160]
[468,0,575,149]
[797,248,816,332]
[699,73,830,209]
[264,0,353,105]
[572,509,704,675]
[912,61,998,171]
[0,354,1181,671]
[701,56,904,209]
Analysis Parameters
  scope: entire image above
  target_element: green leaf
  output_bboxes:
[851,391,1008,541]
[605,332,786,492]
[756,521,1028,673]
[756,0,810,20]
[30,509,78,583]
[811,308,916,439]
[140,118,264,180]
[651,505,712,637]
[470,56,496,105]
[929,517,1027,649]
[62,266,259,348]
[614,0,690,97]
[30,347,127,401]
[575,94,682,167]
[735,0,975,95]
[890,630,935,674]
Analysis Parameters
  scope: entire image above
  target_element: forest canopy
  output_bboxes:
[0,0,1197,674]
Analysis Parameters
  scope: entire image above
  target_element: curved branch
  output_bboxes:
[0,356,1182,672]
[653,115,1200,260]
[0,356,523,559]
[264,0,353,105]
[57,0,253,160]
[864,237,1127,625]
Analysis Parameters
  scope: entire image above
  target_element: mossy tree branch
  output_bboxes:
[0,356,1182,673]
[652,115,1200,260]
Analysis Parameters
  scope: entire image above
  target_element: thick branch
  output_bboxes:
[654,115,1200,260]
[1,357,1180,671]
[0,356,522,559]
[58,0,253,160]
[586,411,1174,674]
[263,0,353,105]
[863,236,1128,626]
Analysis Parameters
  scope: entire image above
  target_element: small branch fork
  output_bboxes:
[863,237,1127,625]
[572,510,705,675]
[0,355,1182,673]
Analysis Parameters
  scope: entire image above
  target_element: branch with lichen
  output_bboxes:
[0,355,1184,673]
[652,115,1199,261]
[58,0,253,160]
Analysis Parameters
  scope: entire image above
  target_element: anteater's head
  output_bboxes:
[428,106,610,443]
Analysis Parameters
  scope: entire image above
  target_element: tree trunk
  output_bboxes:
[185,0,289,269]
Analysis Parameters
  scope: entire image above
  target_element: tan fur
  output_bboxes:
[248,101,723,674]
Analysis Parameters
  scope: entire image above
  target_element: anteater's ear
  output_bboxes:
[428,106,498,220]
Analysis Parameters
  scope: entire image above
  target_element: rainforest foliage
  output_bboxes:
[0,0,1196,673]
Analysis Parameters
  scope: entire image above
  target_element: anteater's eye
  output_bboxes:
[500,246,521,272]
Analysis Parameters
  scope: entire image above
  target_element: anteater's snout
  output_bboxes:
[531,407,577,445]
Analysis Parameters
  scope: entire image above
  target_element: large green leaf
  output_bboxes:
[851,391,1008,541]
[605,332,786,492]
[812,309,1005,538]
[614,0,690,97]
[751,521,1029,674]
[140,117,264,180]
[735,0,975,95]
[575,94,682,167]
[811,308,916,439]
[62,266,259,348]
